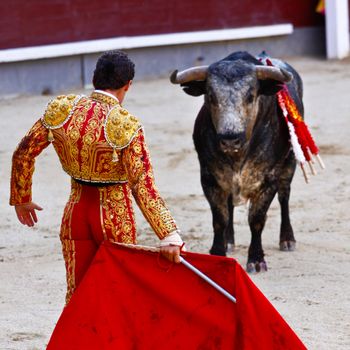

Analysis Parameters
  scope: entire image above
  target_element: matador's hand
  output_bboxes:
[15,202,43,227]
[160,245,181,264]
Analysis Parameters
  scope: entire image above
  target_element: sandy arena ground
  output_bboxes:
[0,56,350,349]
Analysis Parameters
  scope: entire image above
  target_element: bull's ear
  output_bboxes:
[258,79,284,96]
[180,81,206,96]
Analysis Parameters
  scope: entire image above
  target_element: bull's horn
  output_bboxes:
[170,65,208,84]
[255,66,293,83]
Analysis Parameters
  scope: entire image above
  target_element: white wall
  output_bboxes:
[325,0,350,59]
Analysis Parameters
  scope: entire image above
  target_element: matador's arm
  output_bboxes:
[123,128,182,243]
[10,119,50,205]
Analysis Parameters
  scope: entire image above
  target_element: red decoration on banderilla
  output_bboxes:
[264,58,325,183]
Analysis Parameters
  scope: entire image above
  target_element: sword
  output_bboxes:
[180,257,237,303]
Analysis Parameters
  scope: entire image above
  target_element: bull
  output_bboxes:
[170,51,303,272]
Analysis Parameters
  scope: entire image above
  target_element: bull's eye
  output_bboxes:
[246,93,254,104]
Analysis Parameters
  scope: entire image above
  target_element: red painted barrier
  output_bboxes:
[1,0,324,50]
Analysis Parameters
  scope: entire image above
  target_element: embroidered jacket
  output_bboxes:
[10,91,178,239]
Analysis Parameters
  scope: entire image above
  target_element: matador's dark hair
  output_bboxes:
[92,50,135,90]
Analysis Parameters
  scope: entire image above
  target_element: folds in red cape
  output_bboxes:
[47,242,306,350]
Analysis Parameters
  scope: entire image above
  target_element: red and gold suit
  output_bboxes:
[10,90,179,302]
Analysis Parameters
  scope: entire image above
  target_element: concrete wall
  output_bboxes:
[0,56,83,97]
[0,27,325,97]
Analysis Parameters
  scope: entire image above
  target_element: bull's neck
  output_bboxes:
[244,95,289,164]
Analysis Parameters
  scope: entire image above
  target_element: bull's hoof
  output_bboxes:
[210,247,226,256]
[257,261,268,272]
[279,240,296,252]
[246,263,257,273]
[246,261,268,273]
[226,243,235,253]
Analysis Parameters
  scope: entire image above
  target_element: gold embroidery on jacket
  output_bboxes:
[10,120,50,205]
[104,105,142,150]
[123,130,178,239]
[41,94,83,129]
[80,102,104,178]
[48,96,129,183]
[91,91,119,107]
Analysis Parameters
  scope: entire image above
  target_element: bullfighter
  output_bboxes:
[10,50,183,303]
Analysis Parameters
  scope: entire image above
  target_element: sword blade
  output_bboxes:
[180,257,237,303]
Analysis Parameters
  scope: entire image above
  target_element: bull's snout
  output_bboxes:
[218,133,245,153]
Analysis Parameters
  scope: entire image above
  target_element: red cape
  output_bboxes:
[47,242,306,349]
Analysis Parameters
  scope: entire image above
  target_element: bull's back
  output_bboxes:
[270,58,304,117]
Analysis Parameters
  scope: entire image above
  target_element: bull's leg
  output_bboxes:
[247,188,277,273]
[278,158,296,251]
[201,172,230,256]
[225,195,235,252]
[210,203,230,256]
